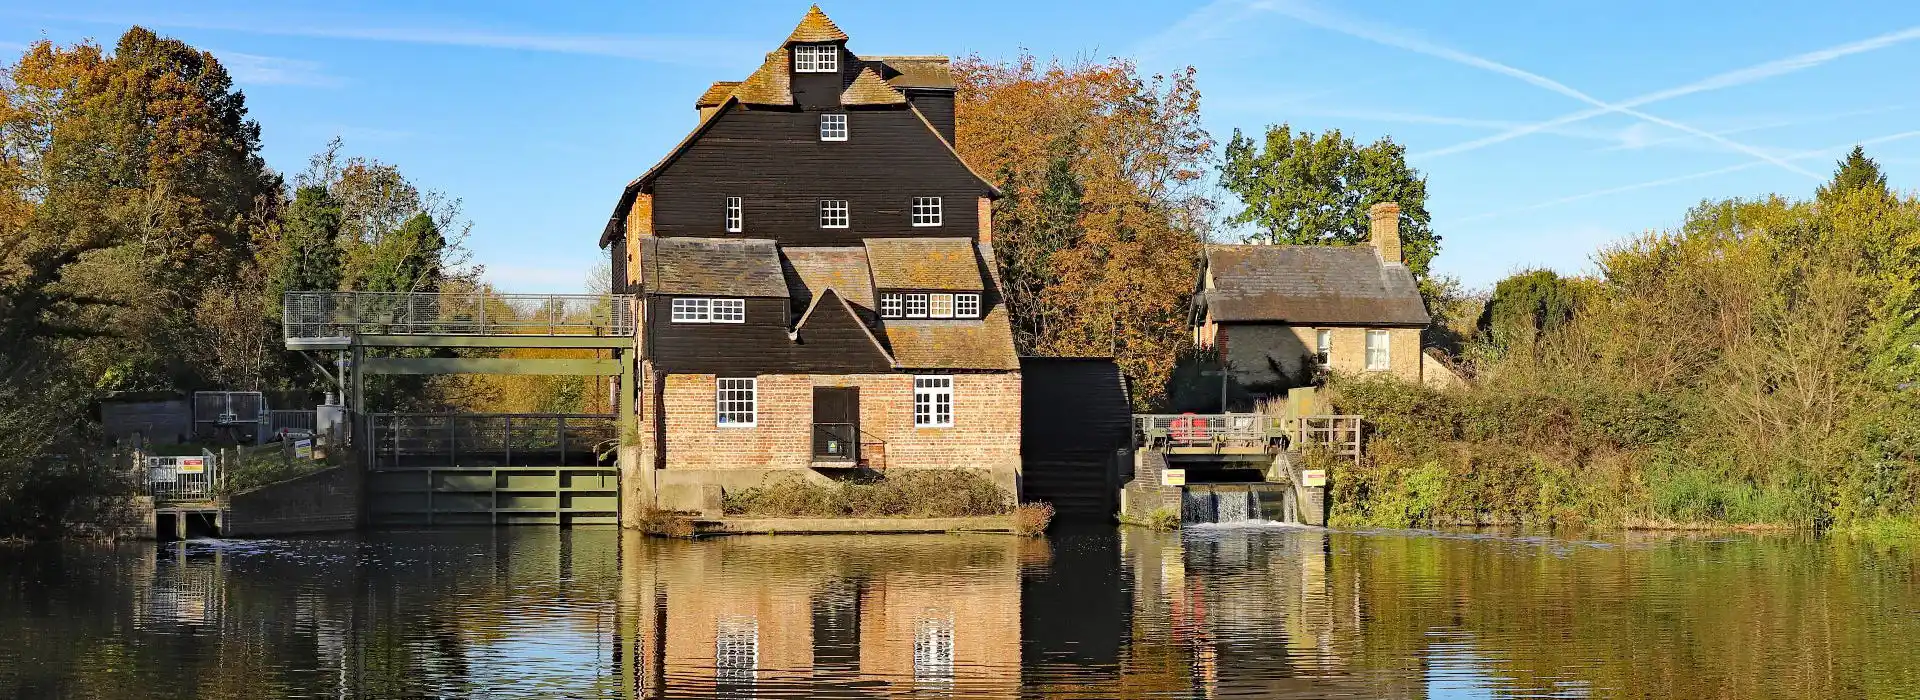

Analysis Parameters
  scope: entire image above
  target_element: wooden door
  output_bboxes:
[812,387,860,462]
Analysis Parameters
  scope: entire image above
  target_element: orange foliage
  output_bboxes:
[954,53,1212,408]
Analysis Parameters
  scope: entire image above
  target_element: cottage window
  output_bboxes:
[1365,330,1390,371]
[880,292,904,318]
[724,196,742,232]
[913,376,954,427]
[820,200,849,228]
[928,293,954,319]
[1316,329,1332,367]
[904,293,929,318]
[671,297,710,323]
[793,44,838,73]
[717,378,757,427]
[954,293,980,318]
[911,197,942,227]
[820,114,848,141]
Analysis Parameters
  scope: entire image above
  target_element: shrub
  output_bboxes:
[635,509,694,538]
[1121,506,1181,530]
[1012,502,1054,536]
[722,470,1012,518]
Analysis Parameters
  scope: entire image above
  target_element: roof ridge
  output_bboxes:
[841,66,907,105]
[786,5,850,44]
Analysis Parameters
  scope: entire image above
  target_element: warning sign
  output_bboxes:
[177,457,206,474]
[1161,468,1186,487]
[294,439,314,459]
[1301,468,1327,488]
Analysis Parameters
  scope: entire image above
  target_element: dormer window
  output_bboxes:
[793,45,838,73]
[820,114,848,141]
[879,292,982,319]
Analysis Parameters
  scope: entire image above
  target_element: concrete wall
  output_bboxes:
[225,464,361,536]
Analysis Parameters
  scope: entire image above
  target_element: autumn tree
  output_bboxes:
[955,53,1212,408]
[1220,124,1438,281]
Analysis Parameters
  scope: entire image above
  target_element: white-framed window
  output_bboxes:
[671,297,745,323]
[1365,330,1390,371]
[904,293,929,318]
[717,378,757,427]
[914,376,954,427]
[928,293,954,319]
[820,200,849,228]
[911,197,942,227]
[1316,329,1332,367]
[793,44,838,73]
[724,196,742,232]
[880,292,904,318]
[671,297,710,323]
[711,298,745,323]
[820,113,848,141]
[954,293,980,318]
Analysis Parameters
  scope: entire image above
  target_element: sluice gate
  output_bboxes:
[365,413,619,527]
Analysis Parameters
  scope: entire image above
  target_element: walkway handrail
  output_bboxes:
[1134,413,1282,443]
[283,291,635,339]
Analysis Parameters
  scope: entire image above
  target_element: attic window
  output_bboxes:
[819,200,849,229]
[955,294,980,318]
[794,45,838,73]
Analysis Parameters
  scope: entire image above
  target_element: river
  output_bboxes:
[2,525,1916,698]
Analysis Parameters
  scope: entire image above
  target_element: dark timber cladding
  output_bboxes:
[645,292,891,374]
[647,108,988,245]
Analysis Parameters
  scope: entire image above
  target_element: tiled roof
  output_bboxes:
[639,237,789,298]
[781,246,875,310]
[734,49,794,106]
[794,287,894,363]
[863,238,983,291]
[1202,244,1429,326]
[785,5,849,43]
[883,307,1021,370]
[694,81,741,108]
[841,67,907,105]
[868,55,954,90]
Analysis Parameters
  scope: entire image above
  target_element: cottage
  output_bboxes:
[1189,202,1437,410]
[598,6,1021,511]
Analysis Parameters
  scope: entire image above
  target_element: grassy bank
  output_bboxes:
[1328,188,1920,533]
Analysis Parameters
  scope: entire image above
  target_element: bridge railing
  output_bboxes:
[367,412,617,469]
[283,292,635,340]
[1134,413,1282,448]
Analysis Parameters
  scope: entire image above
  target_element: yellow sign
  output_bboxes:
[294,439,314,460]
[1161,468,1186,487]
[177,457,206,475]
[1302,468,1327,488]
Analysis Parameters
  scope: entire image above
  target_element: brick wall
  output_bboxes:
[656,372,1021,473]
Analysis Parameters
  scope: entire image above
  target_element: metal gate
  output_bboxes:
[146,450,219,501]
[364,413,619,527]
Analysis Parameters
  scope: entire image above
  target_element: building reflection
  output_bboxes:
[619,532,1026,699]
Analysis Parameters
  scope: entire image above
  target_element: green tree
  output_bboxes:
[993,133,1085,351]
[1220,124,1438,280]
[359,212,445,294]
[1476,269,1579,350]
[1816,145,1891,205]
[265,185,344,310]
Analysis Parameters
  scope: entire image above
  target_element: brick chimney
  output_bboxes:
[1368,202,1403,265]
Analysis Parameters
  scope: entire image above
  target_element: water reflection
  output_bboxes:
[1,525,1916,698]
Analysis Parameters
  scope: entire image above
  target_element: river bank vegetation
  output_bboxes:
[1330,152,1920,532]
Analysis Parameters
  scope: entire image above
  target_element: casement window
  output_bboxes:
[820,200,849,228]
[1365,330,1390,371]
[928,293,954,319]
[724,196,742,232]
[880,292,904,318]
[1316,329,1332,367]
[820,113,848,141]
[913,375,954,427]
[716,378,757,427]
[954,293,980,318]
[911,197,942,227]
[671,297,746,323]
[793,44,838,73]
[904,293,929,318]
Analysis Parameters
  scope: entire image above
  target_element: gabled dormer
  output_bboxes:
[784,5,852,107]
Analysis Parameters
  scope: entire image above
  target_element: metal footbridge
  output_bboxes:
[282,291,637,527]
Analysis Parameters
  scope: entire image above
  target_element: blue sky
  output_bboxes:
[4,0,1917,291]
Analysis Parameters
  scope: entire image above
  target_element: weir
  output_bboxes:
[1121,411,1358,526]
